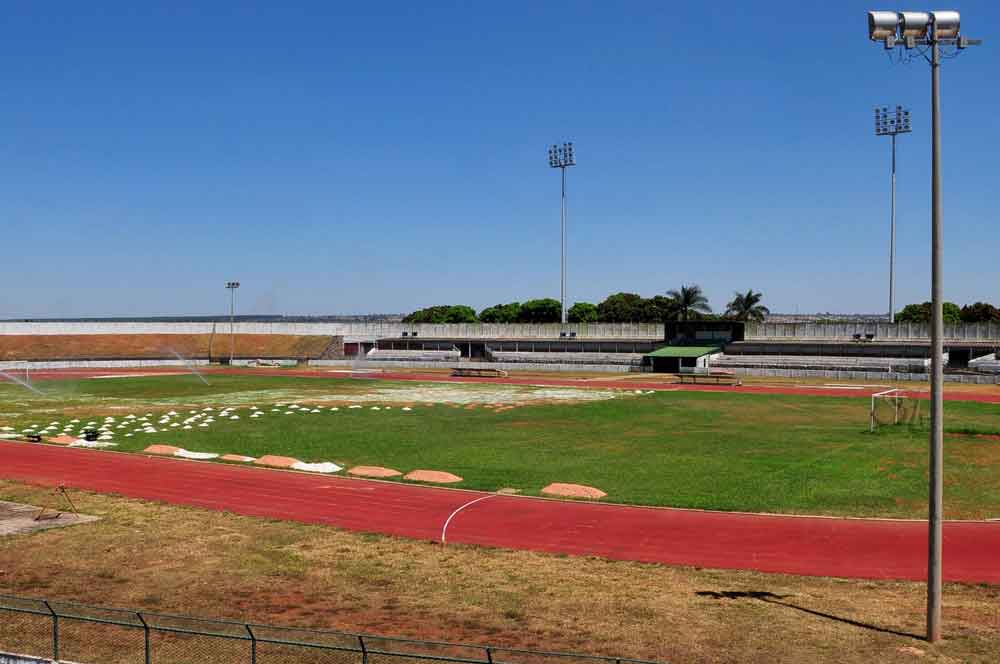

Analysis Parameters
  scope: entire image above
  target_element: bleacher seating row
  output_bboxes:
[710,354,934,372]
[487,351,645,366]
[366,349,460,362]
[969,355,1000,374]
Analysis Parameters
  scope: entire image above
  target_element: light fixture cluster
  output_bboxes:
[874,105,912,136]
[548,142,576,169]
[868,10,965,47]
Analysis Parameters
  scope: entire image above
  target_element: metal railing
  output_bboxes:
[0,594,663,664]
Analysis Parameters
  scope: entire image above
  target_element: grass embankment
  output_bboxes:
[2,374,1000,518]
[0,334,336,360]
[0,483,997,664]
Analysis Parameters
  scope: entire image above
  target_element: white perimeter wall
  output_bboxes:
[0,322,664,342]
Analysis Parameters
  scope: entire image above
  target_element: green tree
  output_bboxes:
[665,284,712,321]
[596,292,646,322]
[403,305,478,324]
[567,302,598,323]
[443,305,478,323]
[895,302,962,324]
[643,295,679,322]
[479,302,522,323]
[960,302,1000,323]
[725,289,769,322]
[517,298,562,323]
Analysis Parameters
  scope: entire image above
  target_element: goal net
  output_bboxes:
[870,388,926,432]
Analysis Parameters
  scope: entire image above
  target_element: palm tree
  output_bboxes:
[726,289,769,322]
[665,284,712,321]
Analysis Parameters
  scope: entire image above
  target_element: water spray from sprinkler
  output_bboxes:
[166,349,210,385]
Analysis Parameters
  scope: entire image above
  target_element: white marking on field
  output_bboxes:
[441,494,497,545]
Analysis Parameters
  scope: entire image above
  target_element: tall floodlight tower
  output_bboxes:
[225,281,240,364]
[867,9,981,643]
[548,142,576,324]
[874,104,912,323]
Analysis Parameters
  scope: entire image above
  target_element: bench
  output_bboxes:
[677,372,742,386]
[451,367,509,378]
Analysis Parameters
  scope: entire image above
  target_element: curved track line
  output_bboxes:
[441,494,497,544]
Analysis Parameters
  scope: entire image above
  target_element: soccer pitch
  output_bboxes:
[2,373,999,519]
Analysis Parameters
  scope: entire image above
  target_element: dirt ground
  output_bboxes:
[0,481,996,664]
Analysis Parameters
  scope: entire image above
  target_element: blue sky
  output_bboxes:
[1,1,997,317]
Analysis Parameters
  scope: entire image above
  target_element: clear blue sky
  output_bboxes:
[1,1,997,318]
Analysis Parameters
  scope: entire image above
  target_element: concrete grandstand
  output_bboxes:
[1,318,999,382]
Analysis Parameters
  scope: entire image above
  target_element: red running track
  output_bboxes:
[2,441,998,583]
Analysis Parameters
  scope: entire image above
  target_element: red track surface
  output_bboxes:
[2,441,998,583]
[15,366,1000,403]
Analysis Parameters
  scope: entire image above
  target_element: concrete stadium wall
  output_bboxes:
[0,321,664,342]
[732,366,1000,384]
[746,321,1000,341]
[0,359,209,370]
[309,360,634,373]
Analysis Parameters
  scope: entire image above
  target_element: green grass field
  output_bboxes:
[2,373,999,519]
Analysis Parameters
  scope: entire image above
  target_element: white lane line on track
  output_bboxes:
[441,494,497,545]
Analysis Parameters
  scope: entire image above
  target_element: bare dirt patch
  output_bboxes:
[403,470,463,483]
[220,454,255,463]
[255,455,301,469]
[348,466,402,478]
[143,444,181,456]
[45,435,78,445]
[541,483,607,499]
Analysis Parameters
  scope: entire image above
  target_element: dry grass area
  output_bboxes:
[0,334,337,361]
[0,481,997,663]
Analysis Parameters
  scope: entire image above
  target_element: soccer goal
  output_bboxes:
[870,388,926,432]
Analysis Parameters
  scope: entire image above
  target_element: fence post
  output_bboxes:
[246,624,257,664]
[358,635,368,664]
[137,612,151,664]
[42,600,58,662]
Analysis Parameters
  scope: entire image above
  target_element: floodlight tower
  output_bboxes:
[548,142,576,324]
[874,104,911,323]
[867,9,982,643]
[225,281,240,364]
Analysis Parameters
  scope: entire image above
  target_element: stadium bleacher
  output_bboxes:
[365,349,460,362]
[710,354,935,372]
[488,350,645,366]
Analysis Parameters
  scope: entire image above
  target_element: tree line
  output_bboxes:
[402,286,770,324]
[896,301,1000,324]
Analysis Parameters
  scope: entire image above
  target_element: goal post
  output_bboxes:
[870,387,926,432]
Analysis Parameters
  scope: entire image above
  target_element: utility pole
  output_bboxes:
[225,281,240,364]
[548,142,576,324]
[867,8,981,642]
[874,105,911,323]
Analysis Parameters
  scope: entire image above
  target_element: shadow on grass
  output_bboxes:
[695,590,923,640]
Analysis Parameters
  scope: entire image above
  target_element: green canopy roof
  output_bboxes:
[645,346,721,358]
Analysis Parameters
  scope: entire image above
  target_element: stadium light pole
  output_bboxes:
[867,9,981,643]
[225,281,240,364]
[874,104,912,323]
[548,142,576,324]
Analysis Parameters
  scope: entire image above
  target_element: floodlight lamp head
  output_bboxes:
[868,10,900,41]
[899,11,930,38]
[930,10,960,39]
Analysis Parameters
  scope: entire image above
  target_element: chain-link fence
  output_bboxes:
[0,594,663,664]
